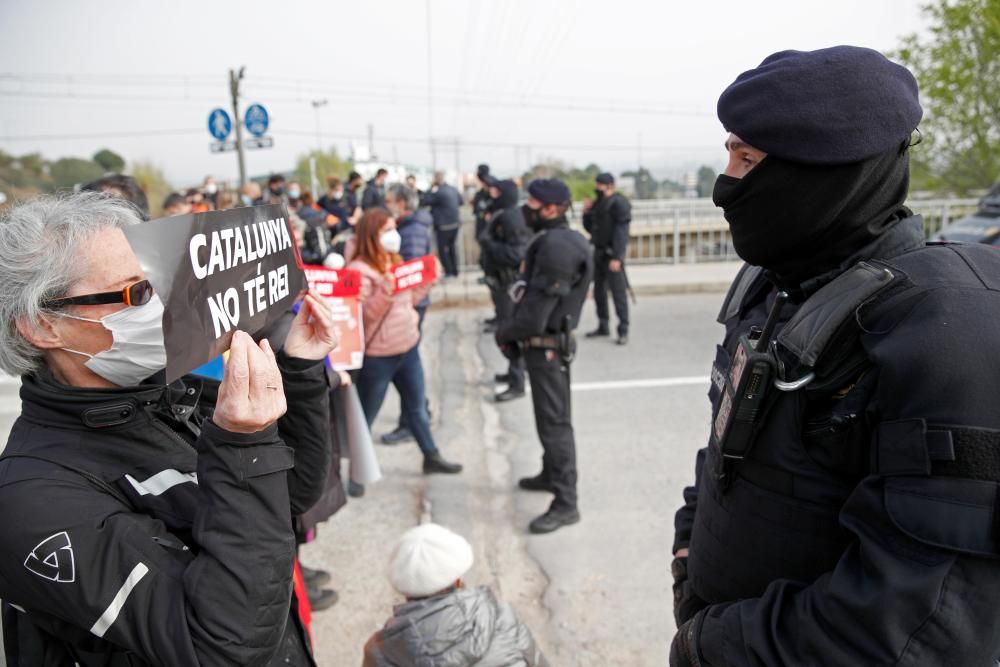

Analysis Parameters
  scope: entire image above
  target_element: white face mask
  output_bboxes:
[380,229,402,254]
[204,183,218,195]
[59,294,167,387]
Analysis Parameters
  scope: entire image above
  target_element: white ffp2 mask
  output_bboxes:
[59,294,167,387]
[380,229,402,254]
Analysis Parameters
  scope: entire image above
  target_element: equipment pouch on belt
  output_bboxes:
[559,315,576,364]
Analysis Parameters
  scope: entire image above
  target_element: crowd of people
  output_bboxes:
[3,42,1000,667]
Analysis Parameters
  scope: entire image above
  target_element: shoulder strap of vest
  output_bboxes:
[717,264,765,324]
[775,261,896,369]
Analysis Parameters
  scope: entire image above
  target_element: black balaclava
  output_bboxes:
[491,179,519,211]
[712,146,911,285]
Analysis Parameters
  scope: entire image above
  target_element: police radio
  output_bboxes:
[713,291,787,462]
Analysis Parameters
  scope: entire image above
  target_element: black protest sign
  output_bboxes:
[123,205,305,382]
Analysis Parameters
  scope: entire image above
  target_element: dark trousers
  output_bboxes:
[593,252,629,335]
[397,305,429,431]
[435,227,460,277]
[490,279,525,390]
[525,346,577,510]
[357,345,438,456]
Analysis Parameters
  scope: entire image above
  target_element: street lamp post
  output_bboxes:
[310,99,328,196]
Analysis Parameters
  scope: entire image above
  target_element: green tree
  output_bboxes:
[659,178,685,198]
[696,165,717,197]
[894,0,1000,194]
[49,158,104,190]
[521,159,598,200]
[93,148,126,173]
[294,148,353,195]
[129,161,173,218]
[622,167,659,199]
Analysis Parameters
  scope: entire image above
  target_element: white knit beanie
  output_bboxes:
[388,523,474,598]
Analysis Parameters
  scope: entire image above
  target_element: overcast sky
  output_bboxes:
[0,0,929,187]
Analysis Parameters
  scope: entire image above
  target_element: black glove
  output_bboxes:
[672,557,709,628]
[669,608,707,667]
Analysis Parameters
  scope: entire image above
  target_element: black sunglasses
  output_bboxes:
[43,280,155,309]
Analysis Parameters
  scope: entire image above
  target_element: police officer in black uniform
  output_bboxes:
[582,172,632,345]
[669,46,1000,666]
[496,178,593,534]
[481,178,532,402]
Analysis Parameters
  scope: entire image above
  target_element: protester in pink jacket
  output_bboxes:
[347,209,462,475]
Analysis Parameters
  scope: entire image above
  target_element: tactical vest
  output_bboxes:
[687,241,1000,604]
[525,226,594,333]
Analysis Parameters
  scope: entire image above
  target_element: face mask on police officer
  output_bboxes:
[57,295,168,387]
[380,229,402,254]
[522,204,543,230]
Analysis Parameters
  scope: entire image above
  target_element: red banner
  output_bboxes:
[392,255,438,292]
[304,266,365,370]
[303,266,361,297]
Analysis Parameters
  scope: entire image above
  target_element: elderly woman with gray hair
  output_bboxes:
[0,192,338,666]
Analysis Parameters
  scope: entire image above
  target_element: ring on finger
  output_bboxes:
[265,384,280,391]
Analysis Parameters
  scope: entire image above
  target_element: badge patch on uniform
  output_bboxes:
[24,531,76,583]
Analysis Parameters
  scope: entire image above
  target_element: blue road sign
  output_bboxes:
[207,108,232,140]
[244,104,269,137]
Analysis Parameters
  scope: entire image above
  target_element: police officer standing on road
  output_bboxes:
[670,46,1000,666]
[481,178,531,403]
[582,173,632,345]
[496,179,593,534]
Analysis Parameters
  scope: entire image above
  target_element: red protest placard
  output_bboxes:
[303,266,361,297]
[304,266,365,370]
[392,255,438,292]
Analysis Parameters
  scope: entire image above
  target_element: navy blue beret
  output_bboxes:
[528,178,571,205]
[596,172,615,185]
[718,45,922,165]
[477,163,490,178]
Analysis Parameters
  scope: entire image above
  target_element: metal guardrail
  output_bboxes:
[456,197,981,269]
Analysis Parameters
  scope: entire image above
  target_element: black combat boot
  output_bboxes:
[529,505,581,534]
[585,325,610,338]
[494,385,526,402]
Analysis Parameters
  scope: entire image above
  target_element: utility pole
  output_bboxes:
[367,124,376,160]
[310,99,328,196]
[453,136,464,269]
[426,0,435,168]
[311,99,328,152]
[229,67,247,187]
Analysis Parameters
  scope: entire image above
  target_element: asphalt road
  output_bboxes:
[0,292,727,666]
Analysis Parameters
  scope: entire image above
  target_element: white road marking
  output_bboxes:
[569,376,709,392]
[518,376,710,394]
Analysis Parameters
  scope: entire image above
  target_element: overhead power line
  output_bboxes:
[0,126,717,154]
[0,72,711,117]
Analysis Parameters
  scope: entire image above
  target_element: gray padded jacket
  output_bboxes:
[363,587,547,667]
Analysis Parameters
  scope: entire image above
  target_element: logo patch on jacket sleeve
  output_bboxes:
[24,531,76,583]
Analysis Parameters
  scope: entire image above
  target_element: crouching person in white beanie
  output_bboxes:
[363,523,548,667]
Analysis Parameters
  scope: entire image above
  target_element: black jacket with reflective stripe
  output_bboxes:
[0,352,329,666]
